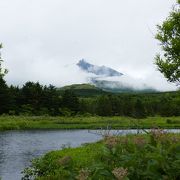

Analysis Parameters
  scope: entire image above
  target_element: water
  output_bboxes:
[0,129,179,180]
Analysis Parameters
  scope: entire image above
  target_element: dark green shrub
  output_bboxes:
[167,119,180,124]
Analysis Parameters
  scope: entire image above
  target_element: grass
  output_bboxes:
[0,116,180,131]
[22,132,180,179]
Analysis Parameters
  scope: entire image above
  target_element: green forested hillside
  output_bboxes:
[58,83,107,97]
[0,80,180,117]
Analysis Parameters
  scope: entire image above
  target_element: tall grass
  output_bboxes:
[0,115,180,131]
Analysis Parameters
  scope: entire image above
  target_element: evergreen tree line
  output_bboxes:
[0,80,180,117]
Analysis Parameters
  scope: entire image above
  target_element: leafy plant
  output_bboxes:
[22,132,180,179]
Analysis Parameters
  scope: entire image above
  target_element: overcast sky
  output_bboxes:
[0,0,177,90]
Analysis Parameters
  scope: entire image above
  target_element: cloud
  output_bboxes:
[95,73,177,92]
[0,0,177,91]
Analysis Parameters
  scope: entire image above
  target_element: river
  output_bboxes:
[0,129,179,180]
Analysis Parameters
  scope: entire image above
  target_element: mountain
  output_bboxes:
[58,84,107,97]
[58,83,175,98]
[77,59,156,93]
[58,83,156,97]
[77,59,123,77]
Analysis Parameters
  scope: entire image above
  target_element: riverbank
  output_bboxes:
[0,116,180,131]
[22,132,180,179]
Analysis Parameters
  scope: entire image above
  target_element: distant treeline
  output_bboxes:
[0,79,180,117]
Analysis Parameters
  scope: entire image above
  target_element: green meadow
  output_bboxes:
[0,116,180,131]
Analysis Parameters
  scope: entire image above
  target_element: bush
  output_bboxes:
[59,108,74,117]
[166,119,180,124]
[20,104,34,116]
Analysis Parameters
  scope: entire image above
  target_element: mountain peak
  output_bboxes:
[77,59,123,77]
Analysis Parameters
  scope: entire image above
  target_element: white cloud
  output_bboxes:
[0,0,177,90]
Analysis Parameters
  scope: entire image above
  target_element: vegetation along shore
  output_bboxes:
[0,116,180,131]
[22,131,180,179]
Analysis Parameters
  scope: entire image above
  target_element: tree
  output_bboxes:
[0,78,10,114]
[155,0,180,85]
[20,82,44,114]
[133,99,146,119]
[62,90,80,113]
[97,95,112,116]
[43,85,60,115]
[0,43,10,114]
[0,44,8,78]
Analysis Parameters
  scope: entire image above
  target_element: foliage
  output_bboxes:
[22,132,180,179]
[155,0,180,84]
[0,80,180,117]
[97,95,113,116]
[0,44,11,114]
[62,90,80,113]
[0,78,10,114]
[0,43,8,79]
[133,99,146,118]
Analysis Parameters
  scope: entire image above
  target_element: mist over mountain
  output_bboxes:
[76,59,156,92]
[90,79,156,93]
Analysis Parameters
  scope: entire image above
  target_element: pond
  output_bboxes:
[0,129,179,180]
